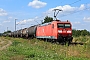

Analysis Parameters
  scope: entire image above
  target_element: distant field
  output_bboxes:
[0,36,90,60]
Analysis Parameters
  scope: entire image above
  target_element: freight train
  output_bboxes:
[4,20,73,44]
[3,9,73,44]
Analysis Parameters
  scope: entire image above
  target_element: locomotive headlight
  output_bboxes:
[67,30,71,33]
[58,30,62,33]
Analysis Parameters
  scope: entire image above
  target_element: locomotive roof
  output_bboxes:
[54,20,70,22]
[40,22,52,26]
[39,20,71,26]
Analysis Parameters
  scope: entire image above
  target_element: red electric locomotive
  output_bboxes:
[36,20,73,43]
[36,9,73,43]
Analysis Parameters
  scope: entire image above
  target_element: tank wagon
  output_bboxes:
[17,29,23,37]
[13,31,17,37]
[27,25,37,38]
[11,32,14,37]
[21,25,37,38]
[9,25,37,38]
[36,20,73,43]
[7,33,12,37]
[22,28,28,38]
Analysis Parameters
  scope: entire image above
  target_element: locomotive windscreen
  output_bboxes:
[58,24,71,28]
[65,24,71,28]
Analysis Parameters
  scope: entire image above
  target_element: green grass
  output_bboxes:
[0,36,90,60]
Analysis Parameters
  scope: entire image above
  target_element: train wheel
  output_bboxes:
[67,39,72,46]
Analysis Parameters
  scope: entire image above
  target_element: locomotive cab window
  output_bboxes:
[57,24,64,28]
[65,24,71,28]
[57,23,71,28]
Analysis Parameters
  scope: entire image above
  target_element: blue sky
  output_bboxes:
[0,0,90,33]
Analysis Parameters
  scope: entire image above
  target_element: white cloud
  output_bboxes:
[47,5,78,12]
[28,0,47,8]
[47,5,77,13]
[16,19,34,25]
[73,21,81,24]
[16,16,41,25]
[79,4,85,10]
[83,17,90,22]
[0,8,8,16]
[46,4,86,17]
[72,22,81,27]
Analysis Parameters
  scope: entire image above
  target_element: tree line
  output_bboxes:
[72,29,90,37]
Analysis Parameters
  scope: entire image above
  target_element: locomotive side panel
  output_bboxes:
[36,23,57,39]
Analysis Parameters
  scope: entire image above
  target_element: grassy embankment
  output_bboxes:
[0,36,90,60]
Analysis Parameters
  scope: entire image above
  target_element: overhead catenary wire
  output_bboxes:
[69,0,81,5]
[49,0,82,19]
[57,0,90,18]
[59,0,81,6]
[61,7,90,17]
